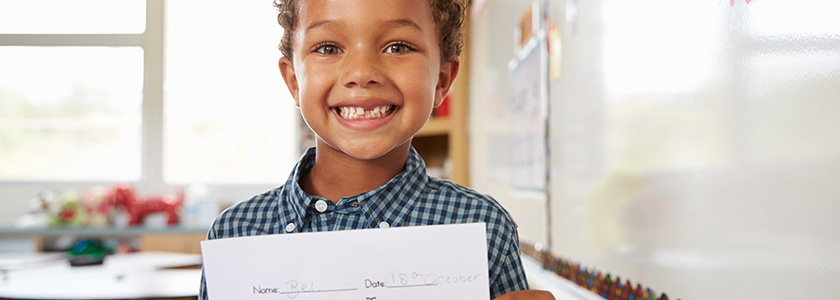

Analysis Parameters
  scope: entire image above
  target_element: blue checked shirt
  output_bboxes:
[199,147,529,299]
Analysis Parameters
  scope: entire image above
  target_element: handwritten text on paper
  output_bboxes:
[201,223,491,300]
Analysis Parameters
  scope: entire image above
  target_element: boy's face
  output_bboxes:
[279,0,459,161]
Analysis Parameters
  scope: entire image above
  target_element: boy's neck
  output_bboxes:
[301,141,412,204]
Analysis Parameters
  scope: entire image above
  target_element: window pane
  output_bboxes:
[0,47,143,181]
[0,0,146,34]
[165,1,297,184]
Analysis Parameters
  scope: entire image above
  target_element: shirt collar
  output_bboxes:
[278,146,429,230]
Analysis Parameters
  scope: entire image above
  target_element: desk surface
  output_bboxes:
[0,252,201,299]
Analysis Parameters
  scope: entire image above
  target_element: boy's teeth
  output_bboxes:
[338,105,393,120]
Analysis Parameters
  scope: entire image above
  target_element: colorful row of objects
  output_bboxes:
[15,184,183,228]
[521,243,676,300]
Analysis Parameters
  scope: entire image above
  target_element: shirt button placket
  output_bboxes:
[285,222,296,232]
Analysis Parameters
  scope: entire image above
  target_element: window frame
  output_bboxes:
[0,0,278,223]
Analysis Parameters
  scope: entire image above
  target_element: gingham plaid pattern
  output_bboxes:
[199,147,529,299]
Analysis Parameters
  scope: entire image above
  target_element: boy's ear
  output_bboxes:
[278,57,300,107]
[434,57,461,108]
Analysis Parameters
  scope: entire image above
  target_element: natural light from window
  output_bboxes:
[0,47,144,181]
[0,0,146,34]
[0,1,298,185]
[164,1,297,184]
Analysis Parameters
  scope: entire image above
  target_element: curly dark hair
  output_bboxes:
[273,0,465,63]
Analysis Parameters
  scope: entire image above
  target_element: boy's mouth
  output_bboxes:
[334,105,397,120]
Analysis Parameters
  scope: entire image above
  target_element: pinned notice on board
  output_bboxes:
[201,223,490,300]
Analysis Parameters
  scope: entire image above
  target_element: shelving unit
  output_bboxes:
[413,98,469,185]
[412,9,472,187]
[417,117,451,137]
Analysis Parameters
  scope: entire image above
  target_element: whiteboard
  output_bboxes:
[469,0,840,299]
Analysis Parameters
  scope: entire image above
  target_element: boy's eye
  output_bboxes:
[384,42,415,54]
[314,43,341,55]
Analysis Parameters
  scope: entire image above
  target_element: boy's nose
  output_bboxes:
[341,51,385,89]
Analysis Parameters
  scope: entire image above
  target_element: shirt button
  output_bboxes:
[285,223,296,232]
[379,221,390,228]
[315,200,328,213]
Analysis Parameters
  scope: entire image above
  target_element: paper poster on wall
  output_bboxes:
[508,33,549,192]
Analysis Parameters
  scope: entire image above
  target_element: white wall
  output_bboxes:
[470,0,840,299]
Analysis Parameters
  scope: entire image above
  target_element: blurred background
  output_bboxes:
[0,0,297,225]
[1,0,840,299]
[0,1,296,299]
[470,0,840,299]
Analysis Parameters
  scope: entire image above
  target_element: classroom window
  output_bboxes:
[0,1,297,185]
[0,46,143,181]
[0,0,146,34]
[0,0,146,33]
[164,1,296,184]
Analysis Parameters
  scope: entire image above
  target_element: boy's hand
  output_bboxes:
[492,290,556,300]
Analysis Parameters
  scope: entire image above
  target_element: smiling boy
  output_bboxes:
[198,0,552,299]
[280,0,453,200]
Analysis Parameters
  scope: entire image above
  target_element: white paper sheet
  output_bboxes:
[201,222,490,300]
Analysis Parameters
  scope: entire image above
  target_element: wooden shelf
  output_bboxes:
[417,117,451,137]
[410,6,471,186]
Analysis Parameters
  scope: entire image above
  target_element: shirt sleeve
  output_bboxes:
[489,222,530,298]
